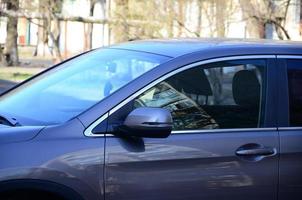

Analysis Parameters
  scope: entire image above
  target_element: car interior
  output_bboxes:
[165,65,263,129]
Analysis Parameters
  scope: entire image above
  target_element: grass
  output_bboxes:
[0,72,33,82]
[0,67,44,82]
[0,46,54,82]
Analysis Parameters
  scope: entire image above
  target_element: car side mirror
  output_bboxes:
[118,107,173,138]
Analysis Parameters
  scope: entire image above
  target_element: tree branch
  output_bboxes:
[0,8,160,26]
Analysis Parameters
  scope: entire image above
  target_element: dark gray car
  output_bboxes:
[0,38,301,200]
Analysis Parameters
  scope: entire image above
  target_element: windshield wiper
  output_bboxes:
[0,114,20,127]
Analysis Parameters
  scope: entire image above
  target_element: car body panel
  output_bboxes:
[110,38,302,58]
[278,129,302,200]
[0,125,43,144]
[0,119,104,200]
[105,130,279,200]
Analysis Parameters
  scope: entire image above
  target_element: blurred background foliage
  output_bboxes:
[0,0,300,84]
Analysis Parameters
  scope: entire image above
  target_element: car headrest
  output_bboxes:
[232,70,260,107]
[167,67,212,96]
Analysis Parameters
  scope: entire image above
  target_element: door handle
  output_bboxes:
[236,148,275,156]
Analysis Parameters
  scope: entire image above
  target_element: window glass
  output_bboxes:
[287,59,302,126]
[0,49,169,125]
[134,60,266,131]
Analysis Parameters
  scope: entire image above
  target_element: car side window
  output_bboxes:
[287,59,302,126]
[134,59,267,131]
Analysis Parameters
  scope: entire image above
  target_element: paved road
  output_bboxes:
[0,80,16,94]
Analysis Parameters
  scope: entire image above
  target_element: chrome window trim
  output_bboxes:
[100,128,277,138]
[277,55,302,59]
[84,113,109,137]
[278,127,302,131]
[171,128,276,134]
[84,55,275,137]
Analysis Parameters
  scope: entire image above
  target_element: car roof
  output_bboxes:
[109,38,302,58]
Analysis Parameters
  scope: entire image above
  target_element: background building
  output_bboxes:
[0,0,301,63]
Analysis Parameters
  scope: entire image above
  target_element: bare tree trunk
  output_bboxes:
[100,0,106,46]
[239,0,265,38]
[216,0,225,37]
[166,0,174,38]
[177,0,185,37]
[197,0,203,36]
[36,1,50,58]
[39,0,63,62]
[85,0,96,50]
[275,0,291,40]
[48,11,62,61]
[112,0,129,43]
[2,0,19,66]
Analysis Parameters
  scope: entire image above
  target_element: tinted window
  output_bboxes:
[287,59,302,126]
[134,60,266,131]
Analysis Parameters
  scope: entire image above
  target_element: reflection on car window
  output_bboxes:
[134,60,266,131]
[134,82,219,130]
[0,49,169,125]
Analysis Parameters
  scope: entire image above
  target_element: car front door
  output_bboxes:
[277,56,302,200]
[104,57,279,200]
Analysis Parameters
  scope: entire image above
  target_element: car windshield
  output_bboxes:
[0,48,170,126]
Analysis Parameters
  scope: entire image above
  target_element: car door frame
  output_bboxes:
[77,47,284,128]
[81,54,279,200]
[276,55,302,200]
[84,55,278,136]
[276,56,290,128]
[95,54,280,200]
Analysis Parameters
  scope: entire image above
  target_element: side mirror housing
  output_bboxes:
[118,107,172,138]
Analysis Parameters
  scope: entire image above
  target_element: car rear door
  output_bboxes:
[277,56,302,200]
[104,56,279,200]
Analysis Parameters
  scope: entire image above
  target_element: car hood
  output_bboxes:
[0,125,44,144]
